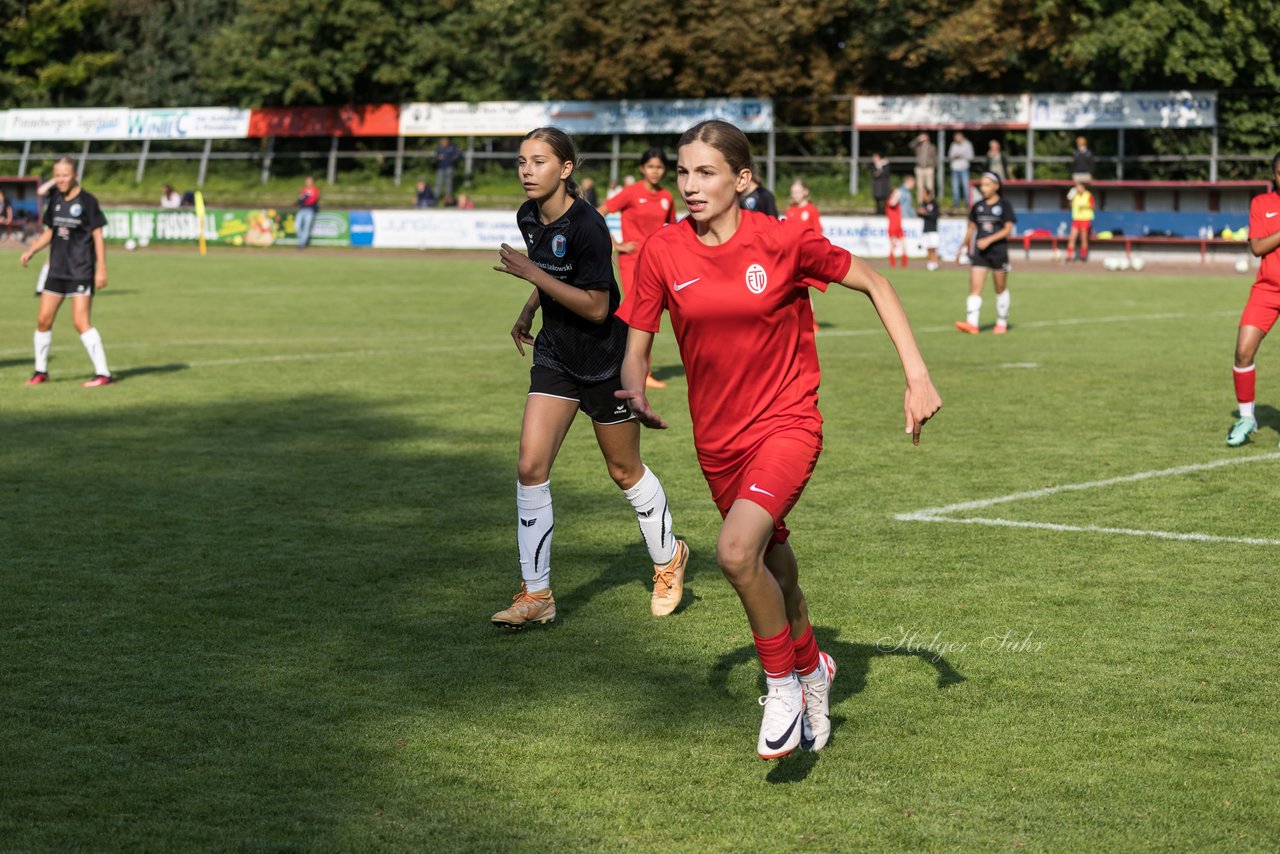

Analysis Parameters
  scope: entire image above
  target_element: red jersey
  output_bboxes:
[617,211,852,474]
[885,199,902,231]
[1249,189,1280,291]
[785,202,822,234]
[604,181,676,246]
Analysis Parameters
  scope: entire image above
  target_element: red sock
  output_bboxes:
[792,624,821,676]
[900,254,909,268]
[1234,364,1256,406]
[753,626,797,679]
[888,254,896,267]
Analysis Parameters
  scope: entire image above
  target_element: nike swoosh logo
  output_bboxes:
[1268,212,1278,219]
[748,483,776,498]
[765,711,802,750]
[674,277,702,291]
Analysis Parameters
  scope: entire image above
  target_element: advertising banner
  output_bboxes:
[103,208,350,247]
[126,108,252,139]
[247,105,401,138]
[1029,91,1216,129]
[365,209,523,249]
[4,108,130,141]
[854,95,1030,130]
[822,216,968,260]
[399,98,774,136]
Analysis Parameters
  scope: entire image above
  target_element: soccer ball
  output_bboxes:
[138,236,150,248]
[1236,258,1250,273]
[123,238,137,251]
[1103,257,1120,271]
[1131,257,1146,272]
[232,236,244,246]
[1117,257,1131,271]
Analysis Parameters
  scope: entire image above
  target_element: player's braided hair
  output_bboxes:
[523,127,581,198]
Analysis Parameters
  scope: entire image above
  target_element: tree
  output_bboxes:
[0,0,119,106]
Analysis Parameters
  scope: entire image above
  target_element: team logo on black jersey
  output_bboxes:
[992,205,1002,216]
[552,235,567,257]
[70,203,83,217]
[745,197,758,210]
[745,263,768,294]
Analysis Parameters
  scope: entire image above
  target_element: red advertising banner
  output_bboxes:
[247,104,400,137]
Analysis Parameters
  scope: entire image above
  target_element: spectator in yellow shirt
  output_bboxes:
[1067,180,1094,263]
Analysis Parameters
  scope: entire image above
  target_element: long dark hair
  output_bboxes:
[522,127,581,198]
[677,120,752,178]
[638,147,667,167]
[1272,151,1280,192]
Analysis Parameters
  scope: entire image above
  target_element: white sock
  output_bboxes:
[1239,402,1256,420]
[34,329,52,373]
[995,290,1011,325]
[622,465,676,564]
[517,480,553,592]
[80,327,110,376]
[766,673,798,690]
[36,263,49,293]
[966,295,982,328]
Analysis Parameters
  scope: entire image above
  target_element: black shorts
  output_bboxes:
[529,365,634,425]
[45,276,95,298]
[971,246,1010,272]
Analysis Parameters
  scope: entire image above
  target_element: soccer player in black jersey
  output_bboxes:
[490,127,688,628]
[19,157,115,386]
[739,174,778,218]
[954,172,1017,335]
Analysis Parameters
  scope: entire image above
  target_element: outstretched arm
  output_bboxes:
[838,257,941,444]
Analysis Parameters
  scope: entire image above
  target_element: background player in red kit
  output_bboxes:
[615,120,942,760]
[492,128,689,627]
[1227,151,1280,447]
[600,148,677,390]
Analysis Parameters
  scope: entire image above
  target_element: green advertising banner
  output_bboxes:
[103,208,350,247]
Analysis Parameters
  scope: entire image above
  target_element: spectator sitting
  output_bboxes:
[441,193,457,208]
[160,183,182,209]
[415,180,437,208]
[180,190,196,207]
[456,193,475,210]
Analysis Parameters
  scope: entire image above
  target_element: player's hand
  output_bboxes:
[976,238,989,251]
[614,388,668,429]
[494,243,539,282]
[616,240,639,254]
[511,313,535,356]
[20,251,32,267]
[904,378,942,446]
[95,269,108,290]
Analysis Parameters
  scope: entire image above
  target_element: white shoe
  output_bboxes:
[757,675,805,760]
[799,651,837,751]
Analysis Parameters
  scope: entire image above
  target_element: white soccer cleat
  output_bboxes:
[757,675,805,760]
[800,651,837,752]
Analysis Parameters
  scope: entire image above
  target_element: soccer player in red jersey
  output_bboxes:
[1227,151,1280,447]
[600,149,678,390]
[784,179,822,234]
[885,185,907,267]
[491,128,689,627]
[615,120,942,759]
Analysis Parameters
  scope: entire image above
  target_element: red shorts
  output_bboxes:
[888,224,905,239]
[703,428,823,547]
[1071,220,1093,232]
[1241,284,1280,334]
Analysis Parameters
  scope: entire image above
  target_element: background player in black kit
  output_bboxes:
[19,157,115,386]
[739,173,778,218]
[954,172,1017,335]
[490,127,688,628]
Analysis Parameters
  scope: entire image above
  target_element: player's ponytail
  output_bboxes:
[678,120,753,183]
[524,127,581,198]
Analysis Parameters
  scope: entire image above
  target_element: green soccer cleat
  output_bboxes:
[1226,417,1257,447]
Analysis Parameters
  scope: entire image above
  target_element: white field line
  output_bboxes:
[896,453,1280,546]
[818,309,1237,339]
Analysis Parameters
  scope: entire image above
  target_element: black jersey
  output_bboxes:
[739,185,778,218]
[518,196,627,383]
[43,188,107,281]
[919,199,940,232]
[968,194,1016,249]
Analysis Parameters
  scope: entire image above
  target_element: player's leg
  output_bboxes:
[956,266,986,334]
[492,387,578,628]
[28,292,64,384]
[992,269,1010,334]
[590,396,686,616]
[1080,226,1090,262]
[717,499,805,759]
[71,294,113,386]
[1228,323,1267,446]
[1066,226,1078,261]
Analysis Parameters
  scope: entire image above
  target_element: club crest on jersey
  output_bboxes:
[552,234,567,257]
[745,263,768,294]
[992,205,1002,215]
[660,198,670,210]
[70,203,83,217]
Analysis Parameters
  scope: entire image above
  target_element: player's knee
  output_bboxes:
[715,537,761,586]
[516,459,550,486]
[605,458,642,489]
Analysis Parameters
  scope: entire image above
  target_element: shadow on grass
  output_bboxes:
[649,363,686,383]
[115,362,189,380]
[1253,404,1280,436]
[710,628,966,784]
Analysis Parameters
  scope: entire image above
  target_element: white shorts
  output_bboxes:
[922,231,940,250]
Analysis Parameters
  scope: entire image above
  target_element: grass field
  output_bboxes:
[2,247,1277,851]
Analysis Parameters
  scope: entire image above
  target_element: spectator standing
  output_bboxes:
[159,184,181,209]
[1066,180,1094,262]
[415,180,436,208]
[295,176,320,249]
[871,153,891,214]
[898,174,915,216]
[986,140,1010,181]
[1072,136,1095,182]
[0,190,13,241]
[909,133,937,198]
[579,177,599,207]
[434,137,463,198]
[948,132,975,210]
